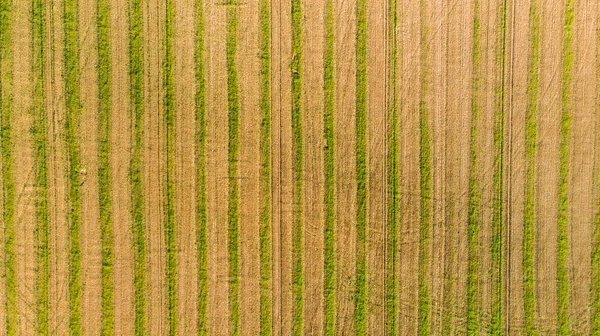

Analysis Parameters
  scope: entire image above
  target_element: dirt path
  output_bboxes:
[78,0,102,333]
[569,1,597,333]
[237,0,261,331]
[537,0,563,332]
[205,0,229,332]
[333,0,357,329]
[174,0,198,333]
[301,0,325,332]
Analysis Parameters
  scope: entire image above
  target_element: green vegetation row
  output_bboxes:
[323,0,335,333]
[523,0,540,333]
[593,10,600,334]
[386,0,399,332]
[128,0,146,333]
[164,0,178,333]
[291,0,304,331]
[557,0,574,334]
[64,0,83,332]
[355,0,367,332]
[96,0,114,333]
[194,0,209,333]
[259,0,273,331]
[466,1,482,334]
[226,2,241,334]
[490,0,507,333]
[0,0,17,333]
[418,0,432,334]
[31,0,51,333]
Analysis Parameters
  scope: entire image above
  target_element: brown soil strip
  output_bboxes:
[301,0,325,332]
[13,0,36,331]
[78,0,102,332]
[109,0,135,333]
[47,0,70,333]
[174,0,198,333]
[537,0,562,332]
[237,0,262,332]
[366,0,386,331]
[442,0,473,333]
[428,1,448,333]
[398,0,422,332]
[503,0,529,331]
[205,0,229,333]
[333,0,357,330]
[143,0,167,332]
[271,0,293,330]
[568,1,596,333]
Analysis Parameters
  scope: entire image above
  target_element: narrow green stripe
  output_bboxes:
[490,0,507,333]
[592,8,600,334]
[386,0,399,332]
[259,0,272,331]
[523,0,540,334]
[417,1,432,334]
[31,0,50,333]
[226,2,241,334]
[64,0,83,332]
[323,0,335,332]
[355,0,367,332]
[129,0,146,333]
[0,0,17,333]
[466,2,482,334]
[194,0,208,333]
[557,0,573,334]
[97,0,114,333]
[163,0,177,334]
[291,0,304,332]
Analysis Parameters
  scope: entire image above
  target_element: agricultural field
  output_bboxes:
[0,0,599,334]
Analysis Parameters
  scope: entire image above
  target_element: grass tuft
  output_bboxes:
[291,0,304,332]
[557,1,573,334]
[64,0,83,332]
[467,1,482,334]
[0,0,17,333]
[386,0,399,332]
[418,1,432,334]
[164,0,177,333]
[226,2,241,334]
[323,0,335,333]
[194,0,208,333]
[128,0,146,333]
[523,0,540,333]
[97,0,114,333]
[259,0,272,331]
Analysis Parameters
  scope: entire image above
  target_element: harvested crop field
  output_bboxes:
[0,0,599,334]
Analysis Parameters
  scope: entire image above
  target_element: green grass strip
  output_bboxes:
[194,0,208,333]
[64,0,83,332]
[163,0,177,334]
[97,0,114,333]
[226,2,241,334]
[31,0,50,333]
[490,0,507,333]
[355,0,367,332]
[259,0,272,332]
[129,0,146,333]
[0,0,17,333]
[466,1,482,334]
[291,0,304,332]
[592,10,600,335]
[417,1,432,334]
[323,0,335,333]
[557,0,573,334]
[386,0,399,332]
[523,0,540,334]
